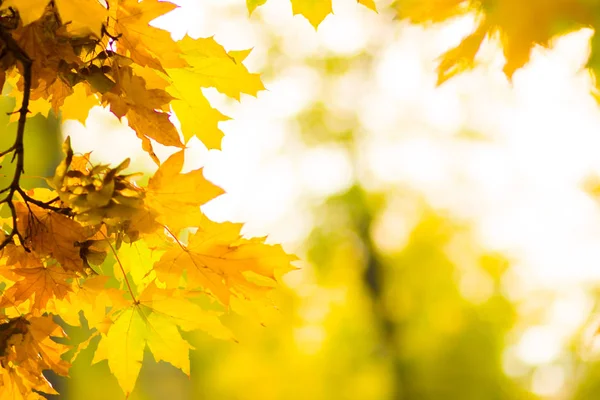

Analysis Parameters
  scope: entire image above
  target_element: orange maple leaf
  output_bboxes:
[1,265,74,312]
[16,203,92,274]
[155,216,297,305]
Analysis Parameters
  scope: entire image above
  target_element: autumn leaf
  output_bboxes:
[247,0,378,27]
[53,275,128,330]
[55,0,108,36]
[0,242,42,271]
[358,0,377,12]
[93,283,231,395]
[112,240,161,290]
[173,36,265,100]
[16,203,92,274]
[13,14,81,92]
[0,316,70,398]
[290,0,333,28]
[101,64,183,160]
[138,283,232,339]
[127,106,182,146]
[146,150,224,231]
[6,0,109,36]
[167,70,230,149]
[394,0,592,81]
[61,83,98,124]
[247,0,268,14]
[154,216,297,305]
[436,22,487,85]
[0,265,75,312]
[109,0,184,71]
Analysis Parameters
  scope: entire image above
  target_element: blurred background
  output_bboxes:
[32,0,600,398]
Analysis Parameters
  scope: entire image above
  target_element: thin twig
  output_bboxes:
[18,190,72,215]
[0,27,73,251]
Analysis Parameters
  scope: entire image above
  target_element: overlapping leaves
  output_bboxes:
[0,0,297,398]
[0,137,296,397]
[0,0,264,159]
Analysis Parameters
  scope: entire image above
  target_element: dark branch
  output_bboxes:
[0,27,73,251]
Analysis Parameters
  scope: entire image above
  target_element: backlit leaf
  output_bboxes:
[146,150,224,231]
[93,283,231,395]
[154,215,297,305]
[0,265,75,312]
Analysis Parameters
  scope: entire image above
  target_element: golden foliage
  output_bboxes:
[1,0,595,397]
[0,0,298,397]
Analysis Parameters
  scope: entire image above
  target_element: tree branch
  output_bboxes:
[0,27,72,251]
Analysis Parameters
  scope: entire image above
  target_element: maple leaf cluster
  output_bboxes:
[0,0,302,397]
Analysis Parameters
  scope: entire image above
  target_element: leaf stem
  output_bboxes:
[99,230,136,301]
[162,224,187,252]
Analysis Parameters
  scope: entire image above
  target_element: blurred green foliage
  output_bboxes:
[0,95,62,191]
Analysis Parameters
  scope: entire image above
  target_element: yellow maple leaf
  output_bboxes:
[102,64,183,161]
[247,0,376,26]
[55,0,108,36]
[164,36,263,148]
[436,22,487,85]
[167,69,230,150]
[291,0,333,28]
[45,77,74,113]
[174,36,265,100]
[112,240,162,290]
[110,0,185,71]
[112,65,174,112]
[395,0,590,81]
[0,242,42,271]
[247,0,268,14]
[52,275,128,329]
[131,65,170,91]
[126,105,183,147]
[61,83,99,125]
[358,0,377,12]
[154,215,297,305]
[489,0,588,78]
[92,283,230,395]
[138,283,232,338]
[146,150,224,231]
